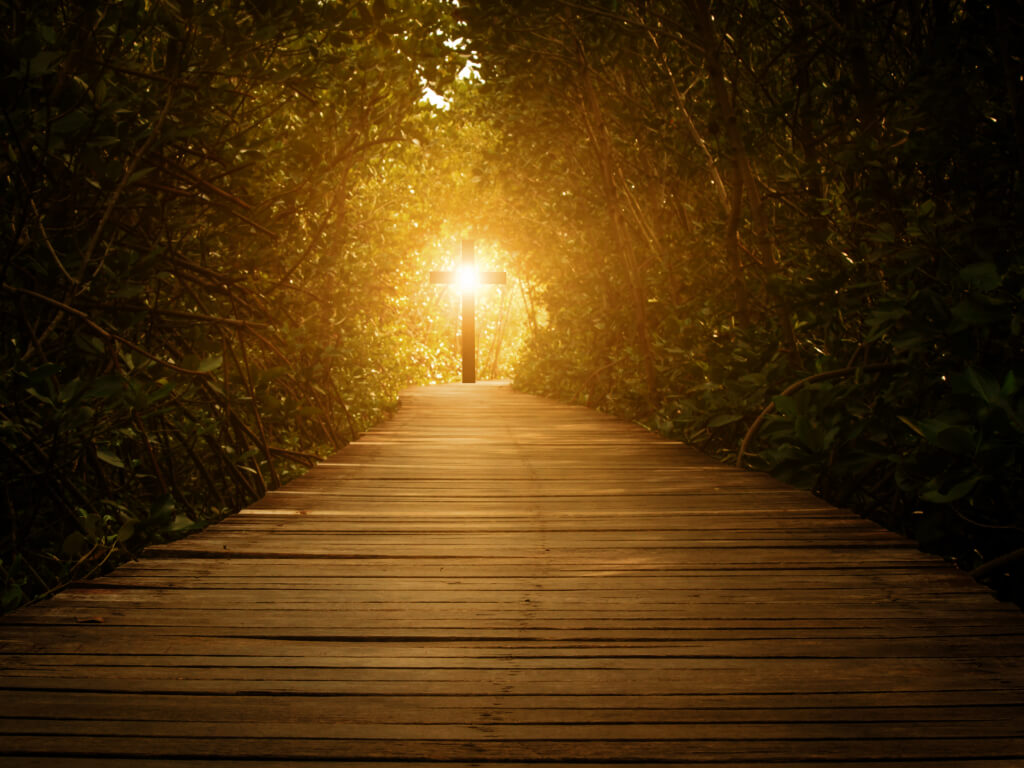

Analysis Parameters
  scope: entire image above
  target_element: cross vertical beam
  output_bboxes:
[460,240,476,383]
[429,239,507,384]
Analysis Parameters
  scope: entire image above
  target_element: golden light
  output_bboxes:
[456,266,479,293]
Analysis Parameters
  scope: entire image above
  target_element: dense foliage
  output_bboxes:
[0,0,467,609]
[4,0,1022,610]
[457,0,1024,595]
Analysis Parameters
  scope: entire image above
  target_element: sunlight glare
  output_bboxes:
[457,266,479,293]
[421,84,450,110]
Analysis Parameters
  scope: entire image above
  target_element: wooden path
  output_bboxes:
[2,382,1024,766]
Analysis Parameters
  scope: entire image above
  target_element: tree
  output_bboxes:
[0,0,465,609]
[456,0,1024,593]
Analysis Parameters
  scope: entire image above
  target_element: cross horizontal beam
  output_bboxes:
[430,271,507,285]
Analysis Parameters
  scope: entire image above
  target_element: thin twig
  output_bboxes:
[4,284,215,377]
[78,85,178,284]
[972,547,1024,580]
[28,198,76,284]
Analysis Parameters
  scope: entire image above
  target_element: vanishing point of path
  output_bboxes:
[2,382,1023,766]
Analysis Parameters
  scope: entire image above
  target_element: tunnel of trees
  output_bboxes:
[2,0,1022,611]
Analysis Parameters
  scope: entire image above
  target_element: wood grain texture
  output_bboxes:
[2,381,1023,766]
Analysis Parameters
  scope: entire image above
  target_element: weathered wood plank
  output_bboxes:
[2,765,1015,768]
[3,733,1024,761]
[6,717,1024,741]
[5,694,1024,731]
[1,382,1023,764]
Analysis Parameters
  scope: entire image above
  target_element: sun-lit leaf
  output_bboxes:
[95,450,125,469]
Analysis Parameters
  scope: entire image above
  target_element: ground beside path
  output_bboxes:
[1,381,1023,766]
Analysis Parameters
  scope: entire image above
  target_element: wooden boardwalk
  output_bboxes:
[2,381,1024,766]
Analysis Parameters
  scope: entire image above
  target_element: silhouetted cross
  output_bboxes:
[430,240,506,383]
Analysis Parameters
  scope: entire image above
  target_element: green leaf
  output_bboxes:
[959,262,1001,292]
[24,387,54,406]
[28,51,62,76]
[148,494,176,524]
[95,449,124,469]
[128,167,156,184]
[58,377,82,403]
[26,363,60,382]
[921,476,982,504]
[116,521,135,545]
[84,375,126,400]
[51,109,90,135]
[772,395,798,417]
[198,355,223,373]
[896,415,924,437]
[934,426,977,457]
[966,367,1002,404]
[114,284,146,299]
[868,222,896,243]
[61,531,87,557]
[3,582,27,611]
[169,514,196,533]
[148,380,176,403]
[88,136,121,148]
[707,413,742,428]
[1002,371,1019,397]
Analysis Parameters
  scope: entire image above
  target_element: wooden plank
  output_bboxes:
[3,734,1024,762]
[5,691,1024,726]
[5,717,1024,741]
[1,381,1023,764]
[2,765,1015,768]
